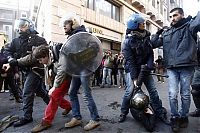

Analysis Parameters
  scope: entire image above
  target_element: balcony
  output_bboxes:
[131,0,145,13]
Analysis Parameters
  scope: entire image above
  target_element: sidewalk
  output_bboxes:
[0,78,200,133]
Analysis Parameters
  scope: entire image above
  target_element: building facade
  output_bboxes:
[31,0,183,56]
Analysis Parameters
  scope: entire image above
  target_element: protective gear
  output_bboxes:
[126,13,145,30]
[130,107,155,132]
[191,85,200,109]
[14,18,35,34]
[130,89,149,110]
[59,13,80,29]
[61,32,103,77]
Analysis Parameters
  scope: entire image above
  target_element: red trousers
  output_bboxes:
[43,80,71,124]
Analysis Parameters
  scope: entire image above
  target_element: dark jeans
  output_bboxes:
[22,71,49,119]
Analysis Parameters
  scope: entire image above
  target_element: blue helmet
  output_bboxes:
[126,13,145,30]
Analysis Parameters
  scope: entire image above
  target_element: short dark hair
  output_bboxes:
[33,45,49,59]
[170,7,184,15]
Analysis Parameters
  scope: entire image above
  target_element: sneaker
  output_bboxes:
[62,108,71,116]
[84,120,100,131]
[170,117,180,132]
[179,117,188,128]
[31,121,51,133]
[13,117,33,127]
[118,114,126,123]
[189,109,200,117]
[65,118,81,128]
[118,86,122,89]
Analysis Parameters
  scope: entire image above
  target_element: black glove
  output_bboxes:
[8,58,18,66]
[156,29,164,35]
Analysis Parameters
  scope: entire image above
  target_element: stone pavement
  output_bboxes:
[0,77,200,133]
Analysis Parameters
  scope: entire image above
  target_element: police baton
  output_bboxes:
[149,73,169,78]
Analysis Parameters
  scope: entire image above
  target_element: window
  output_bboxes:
[160,5,163,15]
[86,0,120,22]
[87,0,95,10]
[34,6,38,13]
[146,22,150,31]
[152,0,155,7]
[21,12,27,18]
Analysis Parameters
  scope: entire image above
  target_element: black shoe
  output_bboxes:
[100,85,104,88]
[158,114,170,125]
[189,109,200,117]
[9,95,14,100]
[15,98,23,103]
[118,114,126,123]
[179,117,188,128]
[13,117,33,127]
[170,117,180,132]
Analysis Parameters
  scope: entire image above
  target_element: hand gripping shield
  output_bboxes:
[60,32,103,77]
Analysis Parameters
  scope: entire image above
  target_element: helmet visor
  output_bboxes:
[14,19,29,33]
[18,19,29,28]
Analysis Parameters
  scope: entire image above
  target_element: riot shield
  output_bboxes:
[60,32,103,77]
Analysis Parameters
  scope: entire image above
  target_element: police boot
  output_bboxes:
[118,114,126,123]
[170,117,180,132]
[13,117,33,127]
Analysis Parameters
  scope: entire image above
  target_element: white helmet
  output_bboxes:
[59,12,80,29]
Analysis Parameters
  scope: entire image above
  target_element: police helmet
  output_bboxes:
[14,18,35,34]
[59,12,80,29]
[130,91,149,109]
[127,13,145,30]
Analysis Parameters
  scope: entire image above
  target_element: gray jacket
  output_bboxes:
[53,25,86,88]
[151,12,200,68]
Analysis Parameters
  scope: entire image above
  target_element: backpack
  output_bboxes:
[49,41,63,62]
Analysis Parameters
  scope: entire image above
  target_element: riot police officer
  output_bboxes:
[118,13,168,126]
[2,18,49,127]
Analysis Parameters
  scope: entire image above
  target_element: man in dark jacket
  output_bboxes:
[2,18,49,127]
[118,13,167,128]
[151,8,200,132]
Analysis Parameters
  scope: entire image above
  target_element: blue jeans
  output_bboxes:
[69,75,100,121]
[121,72,164,116]
[102,67,112,86]
[118,69,125,86]
[167,67,194,118]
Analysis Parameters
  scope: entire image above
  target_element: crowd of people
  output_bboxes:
[0,7,200,133]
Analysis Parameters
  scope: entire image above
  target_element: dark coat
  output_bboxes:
[122,30,154,80]
[151,12,200,68]
[3,31,47,70]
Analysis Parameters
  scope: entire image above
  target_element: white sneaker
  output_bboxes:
[84,120,100,131]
